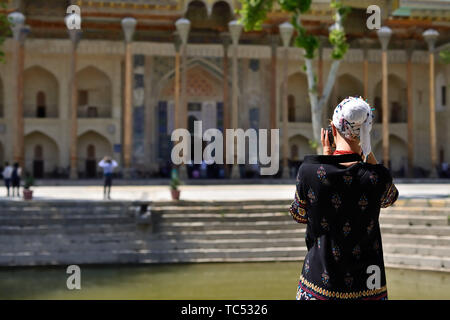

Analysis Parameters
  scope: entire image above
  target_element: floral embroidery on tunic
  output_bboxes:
[332,244,341,262]
[321,217,330,231]
[331,193,341,210]
[289,191,308,223]
[304,259,310,274]
[308,188,317,204]
[321,272,330,286]
[344,273,354,289]
[343,174,353,185]
[369,172,379,185]
[359,194,369,211]
[343,221,351,237]
[317,166,327,182]
[352,244,361,259]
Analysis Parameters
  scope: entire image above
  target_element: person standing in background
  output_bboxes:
[98,156,118,200]
[11,162,22,197]
[2,162,13,197]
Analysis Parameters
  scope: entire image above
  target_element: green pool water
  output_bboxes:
[0,262,449,300]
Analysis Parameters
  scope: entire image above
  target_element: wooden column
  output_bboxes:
[13,40,25,168]
[270,36,277,131]
[363,47,369,99]
[174,43,181,131]
[181,43,187,130]
[282,45,289,178]
[429,50,438,176]
[222,34,230,177]
[423,29,439,177]
[381,49,390,168]
[123,42,133,170]
[230,35,239,179]
[406,45,414,177]
[178,42,188,180]
[69,31,80,179]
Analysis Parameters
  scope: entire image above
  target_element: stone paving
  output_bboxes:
[0,183,448,202]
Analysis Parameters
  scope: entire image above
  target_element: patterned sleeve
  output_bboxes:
[380,169,399,208]
[289,169,308,224]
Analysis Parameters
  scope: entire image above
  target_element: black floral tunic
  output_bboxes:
[290,153,399,300]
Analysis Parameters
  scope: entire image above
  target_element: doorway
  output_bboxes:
[85,144,97,178]
[33,145,44,178]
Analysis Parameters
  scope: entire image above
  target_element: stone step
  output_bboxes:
[0,237,308,254]
[158,212,447,226]
[380,224,450,236]
[384,253,450,270]
[382,207,450,216]
[158,212,292,223]
[152,200,292,208]
[151,229,307,240]
[0,215,135,226]
[152,205,289,215]
[138,257,303,264]
[0,223,139,235]
[383,243,450,257]
[0,247,308,266]
[0,232,140,244]
[0,200,148,208]
[157,221,304,232]
[393,198,450,208]
[381,234,450,247]
[379,215,448,226]
[0,204,448,218]
[0,207,136,216]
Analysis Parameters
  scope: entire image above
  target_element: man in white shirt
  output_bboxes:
[98,156,118,199]
[2,162,13,197]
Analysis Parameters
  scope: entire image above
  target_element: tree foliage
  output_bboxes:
[440,48,450,64]
[238,0,350,61]
[0,2,11,63]
[239,0,275,32]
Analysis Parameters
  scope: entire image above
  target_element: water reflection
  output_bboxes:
[0,262,448,300]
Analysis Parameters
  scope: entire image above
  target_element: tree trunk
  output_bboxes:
[306,58,341,154]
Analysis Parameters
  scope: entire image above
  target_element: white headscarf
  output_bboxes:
[332,96,374,158]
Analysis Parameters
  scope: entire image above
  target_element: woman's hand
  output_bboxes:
[321,128,333,155]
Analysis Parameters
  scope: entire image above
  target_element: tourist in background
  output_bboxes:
[98,156,118,200]
[2,162,13,197]
[11,162,22,197]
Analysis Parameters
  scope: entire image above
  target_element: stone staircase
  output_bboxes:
[0,198,449,271]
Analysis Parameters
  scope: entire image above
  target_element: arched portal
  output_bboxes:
[24,131,59,178]
[329,74,364,117]
[186,0,208,29]
[77,131,112,178]
[24,66,59,118]
[374,135,408,176]
[76,66,112,118]
[374,74,407,123]
[289,134,313,161]
[210,1,233,28]
[287,72,310,122]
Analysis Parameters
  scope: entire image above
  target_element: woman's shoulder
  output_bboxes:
[360,163,393,182]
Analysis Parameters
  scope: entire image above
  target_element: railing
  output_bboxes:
[77,105,112,118]
[24,105,58,118]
